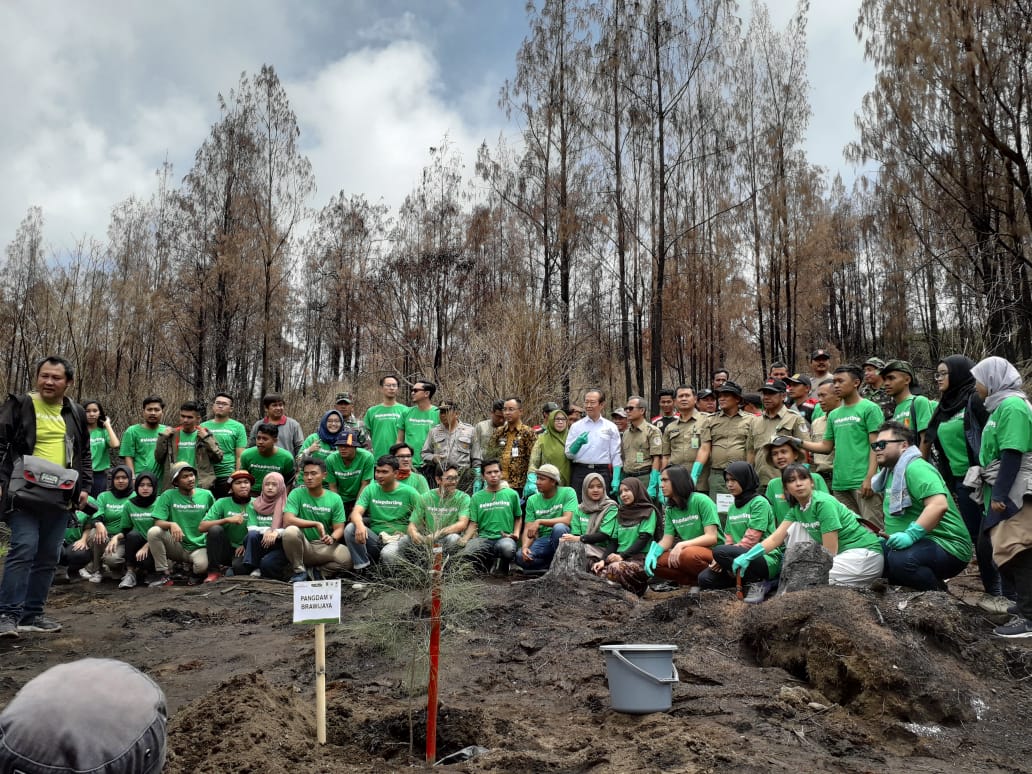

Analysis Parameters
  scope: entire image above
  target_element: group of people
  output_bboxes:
[0,351,1030,641]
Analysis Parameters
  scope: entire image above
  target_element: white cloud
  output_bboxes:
[289,40,501,212]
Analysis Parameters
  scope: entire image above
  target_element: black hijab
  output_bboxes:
[925,355,976,446]
[108,464,134,499]
[130,472,158,508]
[724,461,760,509]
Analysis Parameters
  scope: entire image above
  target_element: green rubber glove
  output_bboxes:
[523,471,538,498]
[473,470,484,494]
[644,542,664,576]
[569,431,590,455]
[886,522,926,550]
[732,543,766,575]
[690,461,704,484]
[648,469,662,499]
[610,466,622,494]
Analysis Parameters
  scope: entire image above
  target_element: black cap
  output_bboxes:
[784,373,812,388]
[543,401,560,414]
[697,388,715,400]
[716,380,743,397]
[760,378,787,393]
[810,349,831,360]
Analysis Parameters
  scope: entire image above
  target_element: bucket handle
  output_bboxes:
[609,649,679,686]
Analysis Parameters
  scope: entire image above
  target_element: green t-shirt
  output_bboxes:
[524,486,578,539]
[811,404,824,421]
[784,491,883,555]
[765,473,828,523]
[725,494,776,544]
[240,446,296,494]
[397,471,430,496]
[174,430,198,466]
[202,418,248,478]
[285,487,347,542]
[613,512,657,555]
[299,433,336,465]
[571,504,618,536]
[356,482,420,536]
[363,404,409,459]
[663,493,722,543]
[90,428,111,472]
[469,487,521,540]
[244,501,275,531]
[892,395,933,436]
[883,459,972,562]
[401,406,440,465]
[979,395,1032,465]
[203,497,250,547]
[414,489,471,533]
[325,448,375,502]
[935,409,970,478]
[66,509,88,543]
[153,488,216,551]
[119,424,167,479]
[95,491,132,530]
[824,399,883,490]
[122,500,157,538]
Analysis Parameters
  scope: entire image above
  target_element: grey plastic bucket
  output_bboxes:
[599,644,679,714]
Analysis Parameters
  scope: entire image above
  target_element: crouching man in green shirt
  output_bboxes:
[343,454,421,587]
[146,462,216,586]
[282,457,351,584]
[408,463,471,552]
[872,421,972,590]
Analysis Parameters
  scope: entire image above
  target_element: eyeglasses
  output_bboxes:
[411,387,424,392]
[934,372,948,381]
[439,406,452,413]
[440,475,459,482]
[624,405,641,412]
[395,454,413,459]
[870,439,906,451]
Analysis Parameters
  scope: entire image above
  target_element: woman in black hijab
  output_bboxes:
[926,355,1003,600]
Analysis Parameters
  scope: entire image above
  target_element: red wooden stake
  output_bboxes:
[426,545,444,764]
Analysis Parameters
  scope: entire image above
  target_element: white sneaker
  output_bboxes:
[249,569,262,578]
[88,571,102,584]
[78,567,93,580]
[118,571,137,589]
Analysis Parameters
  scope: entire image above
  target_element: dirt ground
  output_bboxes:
[1,563,1031,773]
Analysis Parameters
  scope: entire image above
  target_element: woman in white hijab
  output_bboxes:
[971,356,1032,638]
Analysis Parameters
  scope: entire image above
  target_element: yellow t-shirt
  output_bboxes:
[31,393,66,466]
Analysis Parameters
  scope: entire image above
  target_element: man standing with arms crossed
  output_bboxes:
[565,389,622,497]
[0,356,92,636]
[202,392,248,498]
[364,375,409,459]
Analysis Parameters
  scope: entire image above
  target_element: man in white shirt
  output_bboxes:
[565,388,622,499]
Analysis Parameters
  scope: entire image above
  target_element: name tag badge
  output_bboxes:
[636,451,644,465]
[691,434,700,449]
[716,493,734,515]
[511,446,519,458]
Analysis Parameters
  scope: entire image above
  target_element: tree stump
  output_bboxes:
[542,541,597,581]
[777,541,833,595]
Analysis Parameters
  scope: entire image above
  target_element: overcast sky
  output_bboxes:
[1,0,875,252]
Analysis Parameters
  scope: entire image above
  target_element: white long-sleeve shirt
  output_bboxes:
[565,415,622,467]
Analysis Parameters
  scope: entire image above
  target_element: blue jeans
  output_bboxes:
[883,537,968,591]
[460,536,518,569]
[0,508,69,620]
[515,523,569,571]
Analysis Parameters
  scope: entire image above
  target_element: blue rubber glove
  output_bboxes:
[644,542,664,577]
[473,470,484,494]
[648,469,662,499]
[610,466,623,494]
[569,432,590,455]
[732,543,766,575]
[886,522,927,550]
[523,471,538,498]
[690,461,704,484]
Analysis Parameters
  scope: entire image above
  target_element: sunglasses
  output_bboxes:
[870,439,905,451]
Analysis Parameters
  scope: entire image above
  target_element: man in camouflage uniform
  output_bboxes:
[860,357,894,420]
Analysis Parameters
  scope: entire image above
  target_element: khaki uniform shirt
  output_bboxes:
[810,415,835,474]
[749,407,809,486]
[661,412,705,467]
[700,410,752,471]
[621,420,663,476]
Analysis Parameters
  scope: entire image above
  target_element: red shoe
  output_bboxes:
[203,571,221,584]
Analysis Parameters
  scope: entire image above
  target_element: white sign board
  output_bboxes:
[293,580,341,625]
[715,493,734,516]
